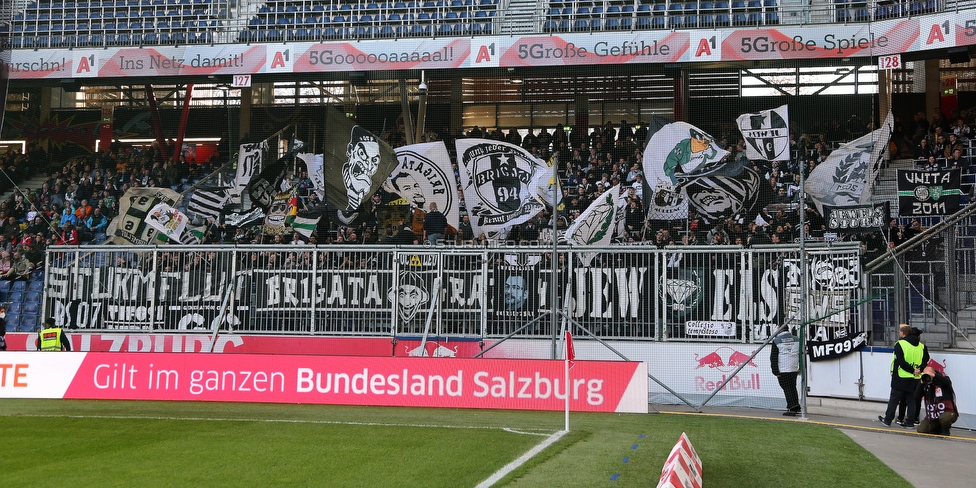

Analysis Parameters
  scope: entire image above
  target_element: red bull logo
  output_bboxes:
[694,347,759,372]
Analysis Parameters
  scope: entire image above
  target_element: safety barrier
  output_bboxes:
[42,242,867,345]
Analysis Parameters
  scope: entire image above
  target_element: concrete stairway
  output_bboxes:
[499,0,541,34]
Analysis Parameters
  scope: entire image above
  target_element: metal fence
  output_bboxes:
[43,242,869,344]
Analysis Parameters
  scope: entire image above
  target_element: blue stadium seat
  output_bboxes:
[0,281,10,301]
[835,0,850,21]
[19,314,38,332]
[6,299,23,314]
[23,301,39,316]
[25,290,41,303]
[11,281,26,293]
[606,17,620,29]
[6,312,22,332]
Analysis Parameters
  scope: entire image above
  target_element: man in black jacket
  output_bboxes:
[879,324,929,428]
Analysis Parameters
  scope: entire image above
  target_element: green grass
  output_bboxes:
[0,400,909,487]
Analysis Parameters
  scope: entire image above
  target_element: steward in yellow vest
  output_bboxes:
[36,318,72,352]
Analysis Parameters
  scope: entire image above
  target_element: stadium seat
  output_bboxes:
[0,281,10,301]
[6,312,22,331]
[12,281,26,294]
[19,314,38,332]
[23,300,39,316]
[835,0,850,21]
[6,299,22,314]
[25,290,41,303]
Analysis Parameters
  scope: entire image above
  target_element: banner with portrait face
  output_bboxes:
[321,106,398,212]
[385,142,460,229]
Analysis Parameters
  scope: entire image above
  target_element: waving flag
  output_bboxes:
[297,152,325,201]
[736,105,791,162]
[107,188,203,245]
[805,112,893,215]
[385,141,460,230]
[321,107,398,212]
[564,184,619,266]
[455,139,547,241]
[644,117,773,224]
[234,141,268,204]
[185,187,230,222]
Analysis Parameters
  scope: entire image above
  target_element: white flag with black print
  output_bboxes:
[455,139,547,241]
[385,141,460,232]
[805,111,893,215]
[186,187,230,222]
[564,184,619,266]
[736,104,791,162]
[234,141,268,204]
[298,152,325,201]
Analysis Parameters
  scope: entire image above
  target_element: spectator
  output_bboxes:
[5,251,32,281]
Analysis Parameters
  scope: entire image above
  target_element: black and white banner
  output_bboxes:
[805,112,893,216]
[186,187,230,222]
[321,106,398,212]
[235,141,268,204]
[564,184,619,266]
[783,254,862,343]
[297,152,325,201]
[736,104,790,162]
[807,332,868,362]
[897,169,962,216]
[642,116,769,224]
[824,202,890,232]
[107,187,184,245]
[456,139,547,240]
[385,141,460,230]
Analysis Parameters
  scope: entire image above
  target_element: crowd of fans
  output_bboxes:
[0,107,972,272]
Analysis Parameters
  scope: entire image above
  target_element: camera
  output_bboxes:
[921,374,933,384]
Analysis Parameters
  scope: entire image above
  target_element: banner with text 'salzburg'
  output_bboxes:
[0,353,648,413]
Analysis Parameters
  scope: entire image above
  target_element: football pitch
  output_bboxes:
[0,400,909,487]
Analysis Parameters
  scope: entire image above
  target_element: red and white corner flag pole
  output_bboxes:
[564,330,575,432]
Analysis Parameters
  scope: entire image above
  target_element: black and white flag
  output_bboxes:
[564,184,619,266]
[806,112,893,215]
[385,141,460,231]
[186,187,230,222]
[455,139,547,240]
[736,105,790,162]
[321,106,398,212]
[234,141,268,204]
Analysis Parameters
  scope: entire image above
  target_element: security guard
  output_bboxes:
[36,318,72,352]
[879,324,927,427]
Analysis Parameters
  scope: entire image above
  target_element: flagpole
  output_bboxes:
[564,331,570,432]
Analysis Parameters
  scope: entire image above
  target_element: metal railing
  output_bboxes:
[42,242,869,344]
[2,0,959,48]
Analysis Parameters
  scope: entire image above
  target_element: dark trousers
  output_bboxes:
[884,389,916,425]
[777,372,800,410]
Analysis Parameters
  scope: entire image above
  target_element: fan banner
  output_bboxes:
[0,352,649,414]
[455,139,547,240]
[321,107,398,212]
[565,184,619,266]
[297,152,326,201]
[736,104,790,162]
[897,169,962,216]
[823,202,890,232]
[234,141,268,204]
[805,112,893,216]
[106,187,184,245]
[642,117,769,224]
[385,142,460,230]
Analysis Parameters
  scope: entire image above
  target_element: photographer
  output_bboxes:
[915,366,958,436]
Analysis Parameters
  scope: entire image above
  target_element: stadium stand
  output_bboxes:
[4,0,953,47]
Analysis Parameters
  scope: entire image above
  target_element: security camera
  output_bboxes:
[418,82,428,94]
